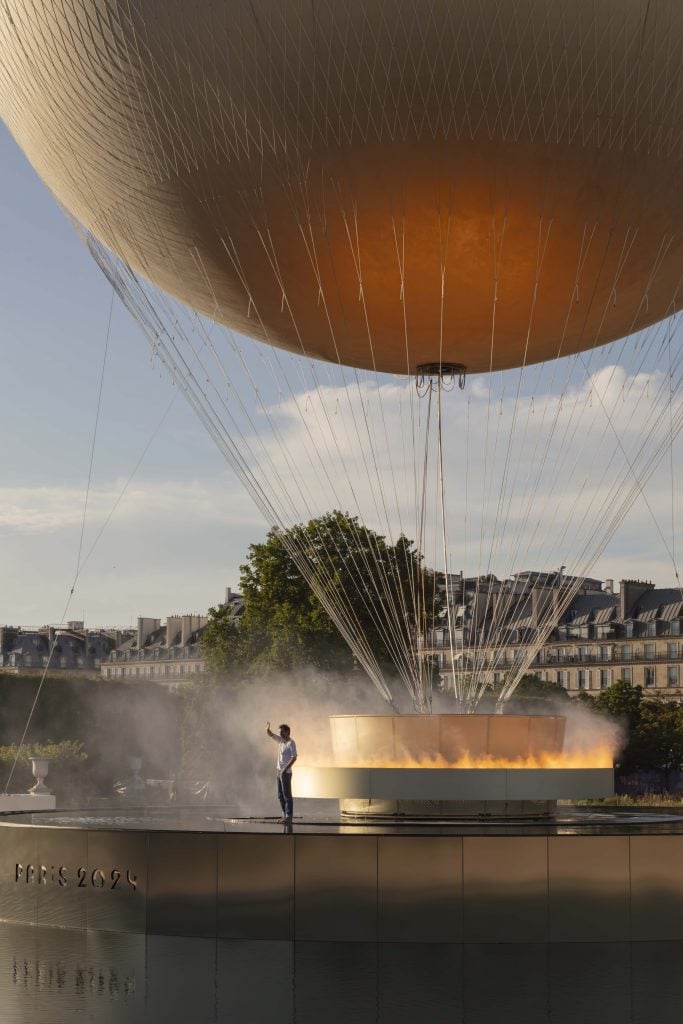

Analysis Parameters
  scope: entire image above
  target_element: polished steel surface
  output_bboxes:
[462,836,549,943]
[295,835,378,942]
[3,922,683,1024]
[146,833,217,937]
[0,821,37,925]
[294,765,614,801]
[5,805,683,834]
[217,834,294,940]
[630,834,683,941]
[4,809,683,943]
[1,2,680,374]
[35,828,88,931]
[548,835,630,942]
[377,835,463,942]
[86,830,148,935]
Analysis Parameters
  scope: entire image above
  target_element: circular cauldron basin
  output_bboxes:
[298,713,604,818]
[329,714,566,768]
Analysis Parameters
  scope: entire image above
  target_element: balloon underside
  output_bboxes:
[0,0,681,374]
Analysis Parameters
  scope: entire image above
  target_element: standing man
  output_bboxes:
[266,721,297,824]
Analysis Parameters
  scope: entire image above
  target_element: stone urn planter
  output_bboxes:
[29,757,51,795]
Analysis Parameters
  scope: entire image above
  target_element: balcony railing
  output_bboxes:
[421,647,683,668]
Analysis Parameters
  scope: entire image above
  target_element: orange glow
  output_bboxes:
[311,747,615,770]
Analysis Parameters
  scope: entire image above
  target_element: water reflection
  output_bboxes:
[1,923,680,1023]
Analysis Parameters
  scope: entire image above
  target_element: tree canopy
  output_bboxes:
[201,510,442,679]
[578,679,683,772]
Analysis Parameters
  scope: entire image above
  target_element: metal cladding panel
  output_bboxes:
[84,930,147,1017]
[330,716,360,766]
[328,715,569,768]
[463,836,549,943]
[631,942,683,1024]
[463,944,549,1022]
[0,824,38,925]
[378,944,463,1022]
[144,935,217,1023]
[146,833,217,937]
[5,923,90,1024]
[630,835,683,940]
[294,766,372,799]
[369,767,507,800]
[505,768,614,800]
[548,943,632,1024]
[378,836,463,942]
[548,835,630,942]
[528,715,565,756]
[217,835,294,940]
[439,714,490,761]
[294,942,379,1024]
[392,715,439,762]
[294,835,378,942]
[36,827,88,930]
[488,715,531,759]
[217,940,294,1023]
[297,765,607,801]
[85,830,148,934]
[356,716,394,764]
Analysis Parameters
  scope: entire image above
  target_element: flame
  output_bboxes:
[308,747,615,770]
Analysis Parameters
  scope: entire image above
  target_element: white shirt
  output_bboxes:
[272,736,297,773]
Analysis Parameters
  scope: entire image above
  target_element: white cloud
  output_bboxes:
[2,354,680,629]
[0,479,256,535]
[0,478,264,626]
[233,364,681,586]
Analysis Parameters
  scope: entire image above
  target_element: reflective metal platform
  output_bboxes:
[2,806,683,943]
[3,921,683,1024]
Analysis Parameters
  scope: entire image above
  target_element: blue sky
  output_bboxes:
[0,124,265,628]
[1,121,681,629]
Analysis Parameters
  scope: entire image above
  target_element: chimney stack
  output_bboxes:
[619,579,655,620]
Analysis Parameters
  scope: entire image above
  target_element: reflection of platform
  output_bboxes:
[3,920,683,1024]
[2,808,683,943]
[295,766,613,802]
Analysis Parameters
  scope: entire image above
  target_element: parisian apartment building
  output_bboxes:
[3,577,683,699]
[425,573,683,700]
[0,588,243,687]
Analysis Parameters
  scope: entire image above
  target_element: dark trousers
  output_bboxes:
[277,772,293,818]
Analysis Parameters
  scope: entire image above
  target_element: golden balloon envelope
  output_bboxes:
[1,0,681,373]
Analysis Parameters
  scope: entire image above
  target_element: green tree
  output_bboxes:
[589,679,683,772]
[623,700,683,772]
[201,510,442,678]
[481,673,570,711]
[593,678,644,731]
[200,602,242,675]
[511,673,570,703]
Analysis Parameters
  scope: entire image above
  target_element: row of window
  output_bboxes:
[5,655,96,669]
[538,642,682,663]
[571,666,680,689]
[110,646,202,663]
[102,662,205,680]
[558,619,682,640]
[493,666,680,690]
